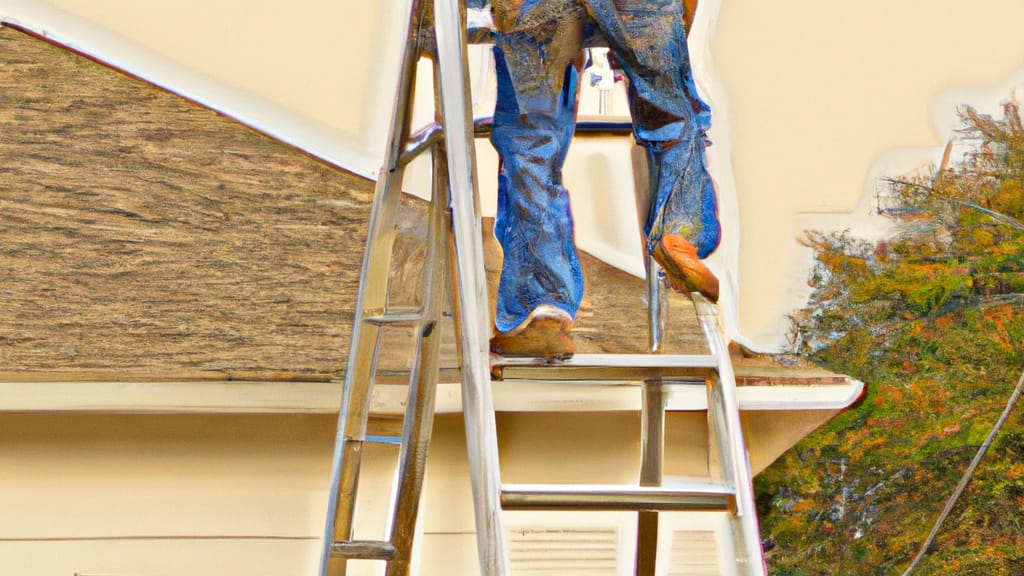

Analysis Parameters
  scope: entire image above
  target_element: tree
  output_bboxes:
[758,98,1024,575]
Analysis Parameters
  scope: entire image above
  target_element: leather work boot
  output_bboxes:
[490,304,575,359]
[652,234,719,303]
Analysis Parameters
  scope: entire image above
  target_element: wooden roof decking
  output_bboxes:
[0,25,861,419]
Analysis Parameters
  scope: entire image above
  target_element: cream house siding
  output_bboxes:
[0,414,330,575]
[1,400,858,575]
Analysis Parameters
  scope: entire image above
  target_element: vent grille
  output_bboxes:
[507,526,619,575]
[667,530,720,576]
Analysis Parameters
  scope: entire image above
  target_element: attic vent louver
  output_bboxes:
[507,526,619,575]
[667,529,721,575]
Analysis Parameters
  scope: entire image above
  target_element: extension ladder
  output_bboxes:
[319,0,766,574]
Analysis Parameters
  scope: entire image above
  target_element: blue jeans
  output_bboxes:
[490,0,720,333]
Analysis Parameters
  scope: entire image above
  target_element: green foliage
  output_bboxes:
[759,99,1024,574]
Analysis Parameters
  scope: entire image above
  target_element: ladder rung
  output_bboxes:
[363,308,424,326]
[494,353,718,368]
[365,434,403,446]
[330,540,396,561]
[491,353,718,382]
[376,367,461,385]
[501,482,734,512]
[396,122,444,169]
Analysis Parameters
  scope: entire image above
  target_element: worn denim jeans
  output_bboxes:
[490,0,719,333]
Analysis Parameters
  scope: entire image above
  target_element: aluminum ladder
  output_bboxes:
[319,0,766,573]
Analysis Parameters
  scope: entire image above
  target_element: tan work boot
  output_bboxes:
[652,234,719,303]
[490,304,575,359]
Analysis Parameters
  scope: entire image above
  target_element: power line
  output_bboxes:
[902,365,1024,575]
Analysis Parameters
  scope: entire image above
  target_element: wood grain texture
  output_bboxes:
[0,26,373,379]
[0,26,710,382]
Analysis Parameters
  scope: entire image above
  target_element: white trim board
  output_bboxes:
[0,378,863,415]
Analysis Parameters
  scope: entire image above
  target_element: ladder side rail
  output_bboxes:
[433,0,508,573]
[320,134,409,574]
[628,140,667,354]
[639,381,666,485]
[383,144,450,576]
[636,145,665,576]
[383,0,431,171]
[319,1,429,573]
[636,379,665,576]
[326,160,410,558]
[645,257,668,353]
[695,296,766,575]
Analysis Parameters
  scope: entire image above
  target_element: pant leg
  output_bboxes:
[584,0,720,258]
[490,1,586,333]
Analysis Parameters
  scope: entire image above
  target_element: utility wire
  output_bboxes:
[882,177,1024,234]
[902,365,1024,575]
